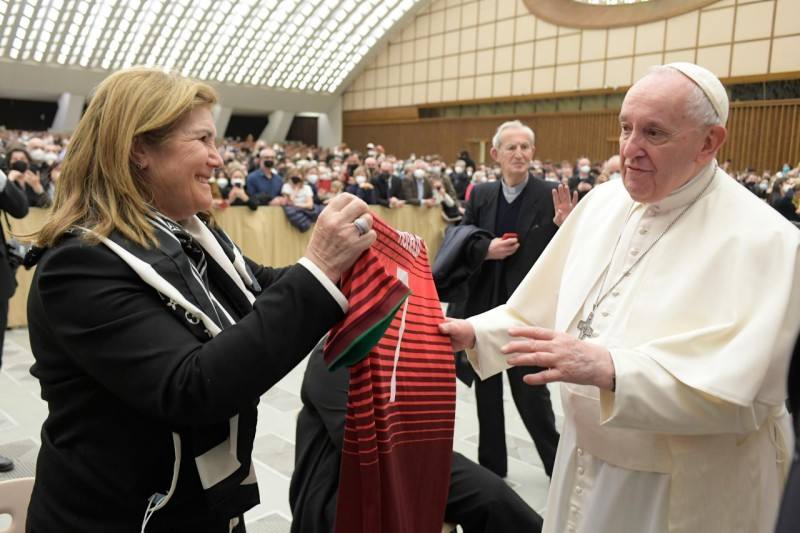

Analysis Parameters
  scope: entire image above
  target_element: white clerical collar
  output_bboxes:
[646,161,717,213]
[501,175,529,203]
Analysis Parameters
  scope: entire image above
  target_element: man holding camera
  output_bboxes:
[0,163,30,473]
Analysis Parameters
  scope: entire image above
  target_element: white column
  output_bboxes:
[259,110,294,143]
[212,105,233,139]
[50,92,85,133]
[317,96,342,148]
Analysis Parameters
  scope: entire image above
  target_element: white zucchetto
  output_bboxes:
[664,62,729,125]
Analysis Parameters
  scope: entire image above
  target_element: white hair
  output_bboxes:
[646,66,722,127]
[492,120,535,149]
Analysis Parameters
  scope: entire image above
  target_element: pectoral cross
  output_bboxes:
[577,312,595,340]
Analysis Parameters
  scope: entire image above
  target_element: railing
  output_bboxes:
[6,205,448,328]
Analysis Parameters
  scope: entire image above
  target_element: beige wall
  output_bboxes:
[343,0,800,111]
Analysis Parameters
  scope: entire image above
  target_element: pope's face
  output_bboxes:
[619,73,711,203]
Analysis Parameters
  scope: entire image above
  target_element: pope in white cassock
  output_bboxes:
[440,62,800,533]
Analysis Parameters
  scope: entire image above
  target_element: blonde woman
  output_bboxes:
[25,67,375,532]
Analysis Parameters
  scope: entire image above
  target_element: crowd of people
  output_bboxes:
[3,129,799,228]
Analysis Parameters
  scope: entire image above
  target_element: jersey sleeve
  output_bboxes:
[323,248,410,371]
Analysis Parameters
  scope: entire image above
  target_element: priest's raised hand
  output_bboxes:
[551,183,577,227]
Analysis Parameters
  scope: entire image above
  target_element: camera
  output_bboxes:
[6,238,31,272]
[9,160,40,174]
[10,160,28,173]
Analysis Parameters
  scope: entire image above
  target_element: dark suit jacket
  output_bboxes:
[461,177,558,318]
[26,236,343,532]
[432,224,493,303]
[0,178,29,300]
[401,177,434,205]
[370,174,404,206]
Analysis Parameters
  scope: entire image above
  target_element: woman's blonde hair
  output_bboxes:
[36,67,217,248]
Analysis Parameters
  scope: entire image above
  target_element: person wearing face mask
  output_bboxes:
[768,176,800,222]
[225,167,258,210]
[452,159,470,200]
[246,148,286,206]
[344,167,378,205]
[5,147,51,208]
[303,168,323,206]
[402,167,436,206]
[215,170,230,194]
[371,160,405,208]
[282,174,314,210]
[29,147,47,163]
[465,170,487,202]
[27,138,48,169]
[207,170,227,210]
[569,157,594,192]
[604,155,622,181]
[42,146,60,167]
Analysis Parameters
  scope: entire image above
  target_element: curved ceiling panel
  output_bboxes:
[0,0,422,94]
[523,0,720,29]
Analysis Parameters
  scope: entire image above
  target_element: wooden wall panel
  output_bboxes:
[343,107,419,123]
[719,100,800,171]
[344,111,620,164]
[344,99,800,171]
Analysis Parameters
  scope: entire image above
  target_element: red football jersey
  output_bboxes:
[325,215,456,533]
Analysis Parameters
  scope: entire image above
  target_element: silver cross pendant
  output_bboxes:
[577,312,595,340]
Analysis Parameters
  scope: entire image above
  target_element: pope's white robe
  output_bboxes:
[466,162,800,533]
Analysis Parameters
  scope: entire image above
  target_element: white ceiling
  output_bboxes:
[0,0,426,112]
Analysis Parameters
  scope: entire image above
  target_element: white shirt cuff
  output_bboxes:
[0,170,8,192]
[297,257,348,313]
